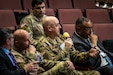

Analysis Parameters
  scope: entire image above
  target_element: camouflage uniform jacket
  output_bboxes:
[11,46,62,74]
[20,13,47,39]
[35,35,92,64]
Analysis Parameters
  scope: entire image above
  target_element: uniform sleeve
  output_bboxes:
[37,41,70,61]
[39,59,61,70]
[20,17,33,39]
[70,47,91,64]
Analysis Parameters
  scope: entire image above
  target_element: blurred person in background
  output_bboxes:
[20,0,47,42]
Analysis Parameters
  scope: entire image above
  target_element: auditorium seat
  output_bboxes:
[29,8,55,16]
[0,0,22,10]
[73,0,97,10]
[58,9,83,24]
[62,24,75,37]
[0,10,17,30]
[0,0,28,25]
[93,23,113,42]
[86,9,112,23]
[48,0,73,10]
[103,40,113,53]
[45,9,55,16]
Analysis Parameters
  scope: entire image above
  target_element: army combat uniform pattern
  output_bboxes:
[35,35,100,75]
[20,13,47,40]
[12,45,81,75]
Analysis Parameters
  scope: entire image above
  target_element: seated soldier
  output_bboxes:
[12,29,87,75]
[34,16,100,75]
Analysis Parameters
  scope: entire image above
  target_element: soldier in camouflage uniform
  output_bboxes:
[35,16,101,75]
[12,29,85,75]
[19,0,46,41]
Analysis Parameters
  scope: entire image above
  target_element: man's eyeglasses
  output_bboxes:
[82,26,93,30]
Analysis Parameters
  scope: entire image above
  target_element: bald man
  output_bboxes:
[12,29,81,75]
[35,16,100,75]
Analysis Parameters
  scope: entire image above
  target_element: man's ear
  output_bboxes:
[76,25,82,34]
[47,26,52,31]
[14,41,19,46]
[76,26,81,31]
[6,39,10,45]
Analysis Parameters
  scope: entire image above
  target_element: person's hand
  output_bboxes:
[65,61,75,70]
[24,61,39,73]
[89,47,99,57]
[88,32,98,47]
[65,38,73,49]
[28,45,36,54]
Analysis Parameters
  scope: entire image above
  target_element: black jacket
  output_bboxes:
[0,48,26,75]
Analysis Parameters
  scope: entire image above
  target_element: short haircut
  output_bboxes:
[75,16,90,26]
[32,0,44,8]
[0,28,12,46]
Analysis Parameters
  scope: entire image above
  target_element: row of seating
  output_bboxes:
[58,8,113,23]
[0,0,98,11]
[0,9,56,30]
[1,9,112,42]
[1,8,113,29]
[62,23,113,42]
[58,8,113,42]
[0,10,113,51]
[29,8,113,23]
[1,0,113,25]
[0,8,113,25]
